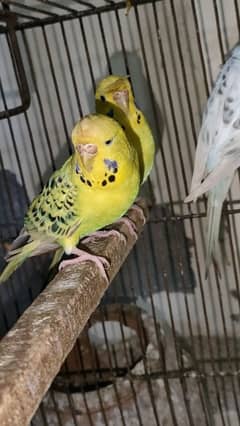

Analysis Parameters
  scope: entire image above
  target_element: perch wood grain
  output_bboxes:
[0,199,148,426]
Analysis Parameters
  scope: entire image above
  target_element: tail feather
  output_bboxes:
[6,230,30,256]
[205,177,232,278]
[205,198,222,278]
[49,248,64,270]
[0,240,40,284]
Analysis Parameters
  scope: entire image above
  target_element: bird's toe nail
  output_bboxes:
[103,260,110,269]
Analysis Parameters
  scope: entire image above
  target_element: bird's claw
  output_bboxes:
[129,203,146,225]
[59,248,110,281]
[117,216,138,239]
[82,229,127,245]
[98,255,110,270]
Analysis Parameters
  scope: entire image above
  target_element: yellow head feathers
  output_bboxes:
[95,75,135,116]
[72,113,127,144]
[71,113,139,187]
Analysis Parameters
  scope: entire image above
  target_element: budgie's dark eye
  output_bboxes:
[100,95,106,101]
[105,139,113,145]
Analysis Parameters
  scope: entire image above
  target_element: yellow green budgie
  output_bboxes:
[0,114,140,284]
[95,75,155,184]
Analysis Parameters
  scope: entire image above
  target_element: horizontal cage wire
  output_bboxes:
[0,0,240,425]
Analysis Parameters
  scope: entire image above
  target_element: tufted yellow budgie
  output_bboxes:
[0,114,140,284]
[95,75,155,184]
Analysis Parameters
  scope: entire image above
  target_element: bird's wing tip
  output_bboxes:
[184,194,193,203]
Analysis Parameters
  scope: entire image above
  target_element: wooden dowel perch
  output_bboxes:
[0,199,148,426]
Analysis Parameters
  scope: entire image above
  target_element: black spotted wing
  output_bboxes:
[24,171,80,240]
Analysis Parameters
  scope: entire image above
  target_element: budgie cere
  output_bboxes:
[95,75,155,184]
[185,45,240,276]
[0,114,140,283]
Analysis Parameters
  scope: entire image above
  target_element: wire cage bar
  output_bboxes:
[0,0,240,425]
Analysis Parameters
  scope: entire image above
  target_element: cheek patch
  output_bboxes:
[75,163,81,174]
[107,108,114,118]
[104,159,118,171]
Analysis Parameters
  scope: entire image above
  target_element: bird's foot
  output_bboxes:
[115,203,145,239]
[116,216,138,239]
[129,203,146,225]
[59,247,109,282]
[82,229,127,245]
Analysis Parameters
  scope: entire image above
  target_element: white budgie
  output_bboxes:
[185,45,240,276]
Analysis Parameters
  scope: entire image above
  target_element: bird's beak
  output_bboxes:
[113,89,129,114]
[76,143,98,172]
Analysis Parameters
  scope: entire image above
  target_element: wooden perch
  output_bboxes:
[0,199,148,426]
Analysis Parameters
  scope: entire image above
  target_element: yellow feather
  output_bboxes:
[0,114,140,284]
[95,75,155,183]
